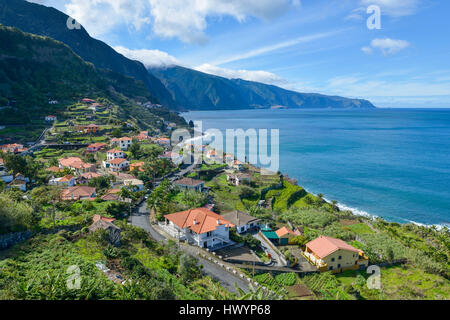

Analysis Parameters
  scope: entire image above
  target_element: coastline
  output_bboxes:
[181,116,448,231]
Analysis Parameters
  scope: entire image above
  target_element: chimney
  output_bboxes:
[217,219,220,225]
[193,219,197,225]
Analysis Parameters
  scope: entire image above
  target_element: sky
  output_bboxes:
[28,0,450,108]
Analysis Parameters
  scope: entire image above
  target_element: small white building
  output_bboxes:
[49,175,76,187]
[45,115,57,121]
[111,137,133,151]
[123,179,145,192]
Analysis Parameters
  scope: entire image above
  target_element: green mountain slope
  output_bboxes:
[149,66,376,110]
[0,0,176,108]
[0,25,184,133]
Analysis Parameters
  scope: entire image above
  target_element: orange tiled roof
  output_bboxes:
[61,186,96,200]
[275,227,295,238]
[59,157,91,169]
[88,143,107,149]
[93,214,116,223]
[107,148,123,154]
[46,166,62,172]
[164,208,234,235]
[59,175,75,182]
[305,236,360,259]
[109,158,127,165]
[80,172,101,179]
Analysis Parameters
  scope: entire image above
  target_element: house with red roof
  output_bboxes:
[0,143,28,154]
[77,172,101,184]
[76,124,100,134]
[49,175,76,187]
[45,115,57,122]
[304,236,369,273]
[87,143,107,153]
[162,208,234,249]
[58,157,96,175]
[107,149,126,161]
[61,186,96,201]
[107,158,129,172]
[111,137,132,150]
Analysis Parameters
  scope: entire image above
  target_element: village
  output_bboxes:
[0,98,448,300]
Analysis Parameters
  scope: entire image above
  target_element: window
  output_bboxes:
[338,255,342,260]
[329,266,333,270]
[338,264,341,268]
[331,258,335,262]
[206,231,212,237]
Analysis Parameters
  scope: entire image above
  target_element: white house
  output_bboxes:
[162,208,234,249]
[108,158,129,172]
[111,137,133,150]
[45,115,57,121]
[0,158,13,183]
[107,149,126,161]
[49,175,76,187]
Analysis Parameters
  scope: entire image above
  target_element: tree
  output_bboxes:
[146,179,173,220]
[105,202,128,219]
[3,153,27,175]
[129,141,141,159]
[111,128,122,138]
[31,186,61,228]
[178,190,207,209]
[88,176,111,192]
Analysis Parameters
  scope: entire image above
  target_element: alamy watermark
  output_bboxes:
[367,5,381,30]
[171,121,279,175]
[66,265,81,290]
[66,17,81,30]
[366,265,381,290]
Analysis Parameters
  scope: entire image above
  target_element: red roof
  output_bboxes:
[275,227,295,238]
[107,148,123,154]
[305,236,360,259]
[93,214,116,223]
[109,158,127,165]
[88,143,107,149]
[164,208,234,235]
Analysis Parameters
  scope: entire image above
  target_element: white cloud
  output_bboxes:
[361,46,373,54]
[362,38,410,55]
[359,0,420,17]
[114,46,180,68]
[59,0,298,43]
[195,64,288,86]
[211,29,344,65]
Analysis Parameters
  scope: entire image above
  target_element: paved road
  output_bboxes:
[130,201,249,294]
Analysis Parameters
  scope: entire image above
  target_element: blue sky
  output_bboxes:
[30,0,450,108]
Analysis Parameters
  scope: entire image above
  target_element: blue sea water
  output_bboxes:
[182,108,450,226]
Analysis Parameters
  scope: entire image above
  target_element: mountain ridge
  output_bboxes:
[0,0,376,111]
[149,65,376,110]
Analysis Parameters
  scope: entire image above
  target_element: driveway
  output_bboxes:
[253,233,286,267]
[130,201,249,294]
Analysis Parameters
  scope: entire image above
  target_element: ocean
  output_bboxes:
[182,108,450,226]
